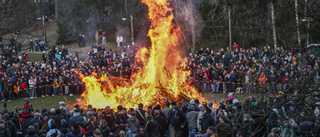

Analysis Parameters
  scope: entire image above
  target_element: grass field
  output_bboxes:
[27,53,43,62]
[1,95,79,112]
[0,92,269,111]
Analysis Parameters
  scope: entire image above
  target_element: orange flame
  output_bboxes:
[80,0,207,109]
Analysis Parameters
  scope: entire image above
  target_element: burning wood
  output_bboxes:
[76,0,206,109]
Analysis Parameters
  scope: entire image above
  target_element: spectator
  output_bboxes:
[135,103,146,127]
[67,123,84,137]
[186,104,198,137]
[154,110,168,137]
[46,123,61,137]
[29,113,44,130]
[145,115,161,137]
[69,108,84,128]
[135,127,148,137]
[127,111,139,136]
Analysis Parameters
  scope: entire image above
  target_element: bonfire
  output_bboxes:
[78,0,207,109]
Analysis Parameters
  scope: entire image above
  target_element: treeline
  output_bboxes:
[198,0,320,50]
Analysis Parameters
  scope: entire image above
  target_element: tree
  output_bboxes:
[56,21,70,45]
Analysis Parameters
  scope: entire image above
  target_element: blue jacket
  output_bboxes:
[167,109,174,125]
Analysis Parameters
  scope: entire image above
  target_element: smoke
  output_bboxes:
[173,0,205,52]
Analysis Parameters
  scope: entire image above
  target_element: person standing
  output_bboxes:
[28,76,36,99]
[0,119,11,137]
[42,51,47,63]
[82,35,86,47]
[145,115,161,137]
[233,42,238,51]
[95,31,99,44]
[171,106,187,137]
[127,111,140,137]
[154,110,168,137]
[29,39,33,52]
[98,29,103,44]
[102,31,106,44]
[78,34,82,47]
[136,103,147,127]
[186,105,199,137]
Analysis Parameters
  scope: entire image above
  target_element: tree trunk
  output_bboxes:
[270,2,277,51]
[55,0,58,20]
[228,6,232,50]
[295,0,301,47]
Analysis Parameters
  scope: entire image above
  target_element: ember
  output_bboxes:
[79,0,208,109]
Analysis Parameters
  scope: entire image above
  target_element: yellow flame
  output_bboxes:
[80,0,209,109]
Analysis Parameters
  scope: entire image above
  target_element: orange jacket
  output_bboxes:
[259,75,267,85]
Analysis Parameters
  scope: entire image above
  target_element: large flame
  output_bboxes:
[80,0,206,109]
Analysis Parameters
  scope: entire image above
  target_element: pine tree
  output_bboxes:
[56,21,70,45]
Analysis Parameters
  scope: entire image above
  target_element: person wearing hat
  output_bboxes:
[186,104,199,137]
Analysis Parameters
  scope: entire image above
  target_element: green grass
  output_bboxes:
[0,93,271,112]
[27,53,43,63]
[1,95,79,111]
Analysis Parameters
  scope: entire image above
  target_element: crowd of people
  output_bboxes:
[188,45,320,94]
[0,37,319,136]
[0,90,319,137]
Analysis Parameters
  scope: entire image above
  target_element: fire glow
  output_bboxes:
[80,0,206,109]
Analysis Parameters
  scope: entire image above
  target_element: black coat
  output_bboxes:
[5,119,16,137]
[154,116,168,137]
[145,120,161,137]
[136,109,146,126]
[172,111,187,131]
[29,118,44,130]
[105,115,115,128]
[0,127,11,137]
[200,112,215,134]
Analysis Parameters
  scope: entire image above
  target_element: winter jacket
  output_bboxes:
[268,109,278,127]
[101,125,111,137]
[145,120,161,137]
[29,118,44,130]
[5,119,16,137]
[113,124,126,137]
[127,117,140,133]
[154,115,168,137]
[136,133,149,137]
[69,113,84,128]
[0,127,11,137]
[171,111,187,131]
[200,112,215,134]
[186,111,199,129]
[136,109,146,126]
[46,129,61,137]
[67,129,84,137]
[105,115,115,128]
[25,128,39,137]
